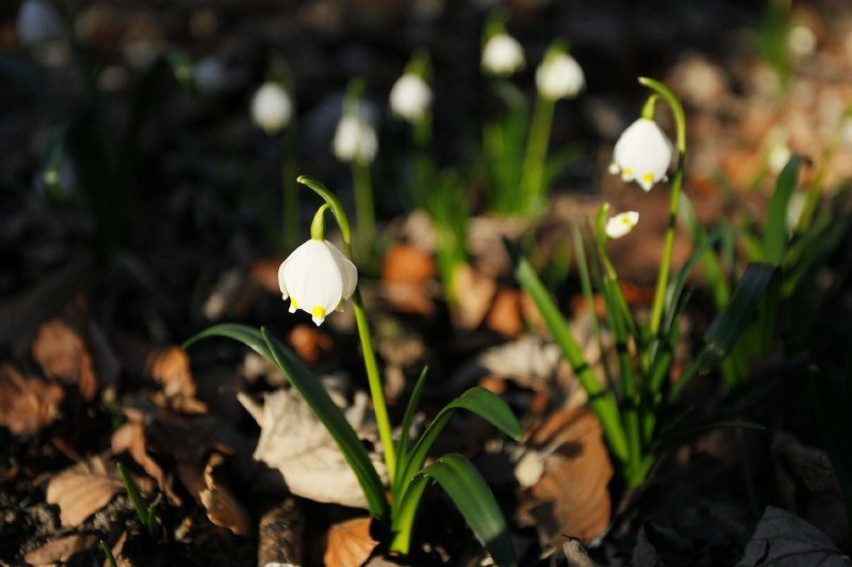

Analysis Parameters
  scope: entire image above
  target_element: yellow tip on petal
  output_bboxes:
[623,167,633,177]
[289,298,298,313]
[642,172,654,184]
[311,306,326,326]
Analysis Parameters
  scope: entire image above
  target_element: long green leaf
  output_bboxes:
[395,454,517,566]
[394,387,521,510]
[507,238,629,462]
[183,324,388,519]
[694,263,779,375]
[393,366,429,495]
[763,155,804,264]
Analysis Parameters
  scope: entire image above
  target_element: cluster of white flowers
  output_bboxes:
[481,33,525,76]
[251,82,293,135]
[278,239,357,326]
[389,73,432,123]
[535,52,584,101]
[333,112,378,165]
[609,118,673,192]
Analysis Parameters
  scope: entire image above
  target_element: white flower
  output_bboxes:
[608,118,673,192]
[17,0,63,46]
[278,239,358,326]
[389,73,432,123]
[333,113,378,164]
[605,211,640,239]
[251,82,293,135]
[536,53,584,101]
[481,33,525,77]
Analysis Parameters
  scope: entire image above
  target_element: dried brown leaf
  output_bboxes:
[249,258,283,296]
[517,409,613,546]
[0,363,64,436]
[24,533,98,566]
[486,287,523,338]
[451,263,497,330]
[198,452,252,536]
[45,455,125,527]
[31,319,97,400]
[147,346,196,398]
[324,517,378,567]
[288,324,333,365]
[381,243,437,316]
[111,422,181,505]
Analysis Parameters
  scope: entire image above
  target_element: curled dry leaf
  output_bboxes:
[239,389,386,509]
[486,287,523,338]
[324,517,378,567]
[516,409,613,547]
[146,346,197,399]
[111,421,182,505]
[23,534,98,566]
[198,452,252,536]
[31,319,97,400]
[0,363,64,436]
[45,455,129,527]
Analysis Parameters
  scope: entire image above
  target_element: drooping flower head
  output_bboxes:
[535,43,584,101]
[608,118,673,192]
[482,33,525,77]
[278,238,357,326]
[333,80,378,165]
[605,211,640,239]
[251,82,293,135]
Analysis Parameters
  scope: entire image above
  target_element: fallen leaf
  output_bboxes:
[0,363,64,436]
[381,243,437,316]
[111,421,181,505]
[45,455,127,526]
[736,506,850,566]
[239,389,386,509]
[562,537,601,567]
[147,346,197,398]
[258,498,304,566]
[24,534,98,566]
[288,325,333,365]
[31,319,97,400]
[517,409,613,546]
[198,451,252,536]
[249,258,283,296]
[451,263,497,330]
[486,287,523,338]
[324,517,378,567]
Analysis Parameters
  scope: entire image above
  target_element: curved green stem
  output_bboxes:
[638,77,687,340]
[519,93,555,214]
[297,175,396,482]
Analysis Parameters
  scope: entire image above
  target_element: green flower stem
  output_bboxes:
[519,93,555,214]
[353,160,376,250]
[639,77,687,341]
[297,175,396,482]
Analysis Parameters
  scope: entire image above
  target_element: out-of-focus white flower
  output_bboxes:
[389,73,432,123]
[333,113,378,164]
[608,118,673,192]
[251,82,293,135]
[605,211,640,239]
[536,52,584,101]
[786,191,806,233]
[767,142,792,175]
[278,239,358,326]
[481,33,525,77]
[788,24,817,58]
[17,0,63,46]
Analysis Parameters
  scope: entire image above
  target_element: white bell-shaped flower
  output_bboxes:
[278,239,358,326]
[605,211,640,239]
[389,73,432,123]
[481,33,525,77]
[17,0,63,46]
[608,118,673,192]
[333,113,378,165]
[251,82,293,135]
[536,52,584,101]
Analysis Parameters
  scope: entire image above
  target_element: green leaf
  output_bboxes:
[763,155,805,264]
[394,387,522,506]
[183,324,388,519]
[393,366,429,495]
[396,454,517,566]
[695,262,779,374]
